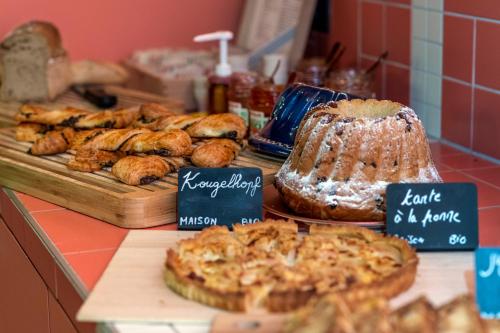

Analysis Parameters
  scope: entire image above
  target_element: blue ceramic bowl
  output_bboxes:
[249,83,358,158]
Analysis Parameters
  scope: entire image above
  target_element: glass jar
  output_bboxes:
[325,68,376,99]
[295,58,326,87]
[227,72,258,127]
[248,81,284,136]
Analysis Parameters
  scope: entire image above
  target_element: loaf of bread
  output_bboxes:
[0,21,71,101]
[71,60,129,85]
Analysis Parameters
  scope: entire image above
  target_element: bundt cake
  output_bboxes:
[274,99,441,221]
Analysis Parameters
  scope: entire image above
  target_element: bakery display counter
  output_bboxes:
[0,142,499,333]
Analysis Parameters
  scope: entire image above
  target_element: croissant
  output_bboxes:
[15,123,51,142]
[191,138,242,168]
[67,149,124,172]
[16,104,89,126]
[120,129,192,156]
[132,103,176,130]
[29,128,75,155]
[111,155,170,185]
[80,128,150,151]
[185,113,246,140]
[74,107,139,129]
[70,129,108,150]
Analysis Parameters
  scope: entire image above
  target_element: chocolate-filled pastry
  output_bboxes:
[16,104,89,126]
[29,128,75,155]
[74,107,139,129]
[156,114,206,131]
[67,149,124,172]
[132,103,176,130]
[120,129,192,157]
[185,113,246,140]
[15,123,51,142]
[112,155,170,185]
[162,156,188,172]
[70,129,108,150]
[191,138,241,168]
[81,128,150,151]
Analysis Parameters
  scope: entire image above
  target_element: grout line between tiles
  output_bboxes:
[439,139,500,165]
[442,76,500,95]
[63,247,118,256]
[478,205,500,211]
[470,18,477,150]
[455,170,500,191]
[364,0,410,10]
[28,208,67,214]
[361,54,410,69]
[357,0,362,67]
[382,3,387,98]
[444,11,500,25]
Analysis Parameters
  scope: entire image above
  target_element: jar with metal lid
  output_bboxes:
[248,81,284,136]
[227,71,258,128]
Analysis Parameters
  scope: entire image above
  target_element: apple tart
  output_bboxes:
[164,219,418,312]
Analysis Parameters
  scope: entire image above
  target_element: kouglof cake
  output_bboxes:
[274,99,441,221]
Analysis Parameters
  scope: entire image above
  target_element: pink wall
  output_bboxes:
[0,0,244,61]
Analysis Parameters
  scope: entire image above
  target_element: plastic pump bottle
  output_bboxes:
[194,31,233,114]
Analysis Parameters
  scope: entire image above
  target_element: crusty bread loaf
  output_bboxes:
[71,60,129,85]
[0,21,71,101]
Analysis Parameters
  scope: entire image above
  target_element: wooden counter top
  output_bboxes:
[0,141,499,332]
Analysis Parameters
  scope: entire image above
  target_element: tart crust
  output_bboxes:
[164,219,418,312]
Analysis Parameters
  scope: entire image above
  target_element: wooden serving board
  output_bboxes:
[0,87,281,227]
[77,230,473,328]
[0,85,184,128]
[0,127,281,228]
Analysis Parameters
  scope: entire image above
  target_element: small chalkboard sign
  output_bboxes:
[386,183,478,250]
[177,167,263,230]
[475,247,500,319]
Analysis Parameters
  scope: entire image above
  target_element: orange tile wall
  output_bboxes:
[331,0,411,105]
[330,0,500,161]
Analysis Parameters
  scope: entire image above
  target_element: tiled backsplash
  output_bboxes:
[410,0,443,139]
[330,0,500,161]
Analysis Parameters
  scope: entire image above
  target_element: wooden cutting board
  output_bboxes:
[77,230,473,328]
[0,86,282,228]
[0,127,281,228]
[0,85,184,128]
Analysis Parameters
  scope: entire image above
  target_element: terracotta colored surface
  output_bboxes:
[441,79,472,147]
[64,249,116,290]
[443,15,474,82]
[0,0,244,61]
[465,167,500,188]
[361,2,384,57]
[15,192,66,213]
[31,209,128,254]
[473,88,500,159]
[438,153,497,170]
[55,265,95,333]
[475,21,500,91]
[385,64,410,105]
[445,0,500,21]
[0,220,50,333]
[384,0,411,4]
[48,292,78,333]
[440,171,500,208]
[479,208,500,246]
[331,0,359,68]
[386,6,411,65]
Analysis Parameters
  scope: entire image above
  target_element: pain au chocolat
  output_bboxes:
[275,99,441,221]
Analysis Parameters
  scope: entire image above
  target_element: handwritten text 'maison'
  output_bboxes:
[180,171,262,198]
